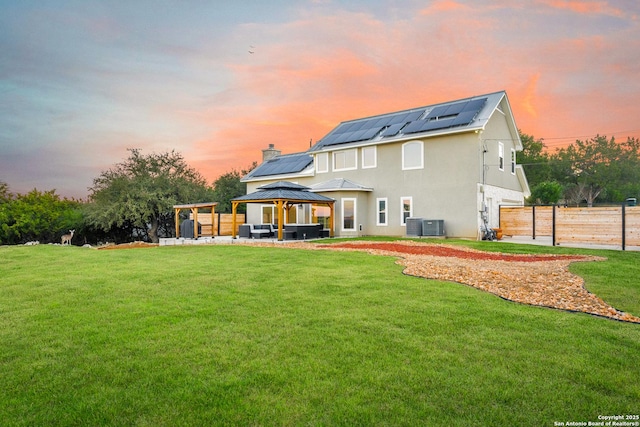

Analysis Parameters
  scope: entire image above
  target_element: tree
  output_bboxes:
[548,135,639,206]
[211,162,257,213]
[85,149,213,243]
[527,181,563,204]
[0,185,82,244]
[517,131,551,187]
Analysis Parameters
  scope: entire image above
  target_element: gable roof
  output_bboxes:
[309,91,513,152]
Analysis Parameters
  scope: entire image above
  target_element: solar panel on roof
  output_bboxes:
[451,110,478,126]
[348,128,369,142]
[405,110,425,122]
[462,98,487,112]
[361,127,382,140]
[420,117,456,132]
[251,155,313,177]
[373,117,392,128]
[402,120,427,134]
[380,123,404,137]
[319,133,339,146]
[387,113,410,125]
[335,122,358,134]
[444,102,467,116]
[425,105,450,120]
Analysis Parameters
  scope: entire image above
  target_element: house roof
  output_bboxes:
[309,178,373,192]
[309,91,510,152]
[243,91,518,181]
[232,181,335,203]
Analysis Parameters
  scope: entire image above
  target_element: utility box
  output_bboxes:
[422,219,445,236]
[405,218,423,236]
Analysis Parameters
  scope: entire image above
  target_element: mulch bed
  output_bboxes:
[318,242,587,262]
[313,241,640,324]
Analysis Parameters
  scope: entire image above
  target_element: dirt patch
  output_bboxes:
[97,241,158,250]
[311,241,639,324]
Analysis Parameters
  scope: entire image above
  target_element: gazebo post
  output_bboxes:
[193,207,199,239]
[277,200,284,241]
[231,202,238,239]
[211,205,215,236]
[174,207,180,238]
[329,203,335,237]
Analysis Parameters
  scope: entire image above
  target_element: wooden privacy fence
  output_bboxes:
[189,213,246,236]
[499,205,640,250]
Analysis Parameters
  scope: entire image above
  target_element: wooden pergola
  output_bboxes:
[173,202,217,239]
[231,181,335,241]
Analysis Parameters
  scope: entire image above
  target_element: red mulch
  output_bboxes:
[320,242,586,262]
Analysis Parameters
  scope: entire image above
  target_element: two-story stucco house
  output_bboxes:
[241,90,530,239]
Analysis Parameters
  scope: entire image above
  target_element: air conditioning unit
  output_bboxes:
[422,219,445,236]
[405,218,423,236]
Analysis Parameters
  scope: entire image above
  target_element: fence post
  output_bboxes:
[217,212,221,236]
[532,205,536,240]
[552,205,556,246]
[622,204,626,251]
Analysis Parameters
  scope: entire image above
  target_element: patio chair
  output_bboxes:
[250,224,272,239]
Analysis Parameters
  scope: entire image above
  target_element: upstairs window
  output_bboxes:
[316,152,328,173]
[402,141,423,170]
[498,142,504,171]
[511,149,516,174]
[333,149,357,171]
[362,146,377,169]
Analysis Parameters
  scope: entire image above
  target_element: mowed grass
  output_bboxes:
[0,242,639,426]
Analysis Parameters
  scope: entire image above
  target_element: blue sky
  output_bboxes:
[1,0,639,198]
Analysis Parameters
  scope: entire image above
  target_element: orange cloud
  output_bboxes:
[536,0,624,17]
[419,0,469,15]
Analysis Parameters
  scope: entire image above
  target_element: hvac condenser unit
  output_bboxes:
[405,218,423,237]
[422,219,445,236]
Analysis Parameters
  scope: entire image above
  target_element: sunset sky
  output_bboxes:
[1,0,639,199]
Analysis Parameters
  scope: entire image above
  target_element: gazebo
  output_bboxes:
[173,202,217,239]
[231,181,335,241]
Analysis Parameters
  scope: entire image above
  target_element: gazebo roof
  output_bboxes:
[233,181,334,203]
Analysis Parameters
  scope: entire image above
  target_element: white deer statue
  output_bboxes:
[61,229,75,245]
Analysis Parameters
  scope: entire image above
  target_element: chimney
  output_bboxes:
[261,144,281,162]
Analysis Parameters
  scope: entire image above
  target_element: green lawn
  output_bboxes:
[0,242,639,426]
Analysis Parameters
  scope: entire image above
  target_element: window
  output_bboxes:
[313,206,331,229]
[510,149,516,174]
[498,142,504,171]
[362,146,377,169]
[333,149,357,171]
[342,198,356,231]
[316,152,328,173]
[402,141,423,170]
[261,205,275,224]
[400,197,413,225]
[376,198,387,226]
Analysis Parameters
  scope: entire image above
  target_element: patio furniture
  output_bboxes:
[239,224,252,238]
[283,224,323,240]
[250,224,275,239]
